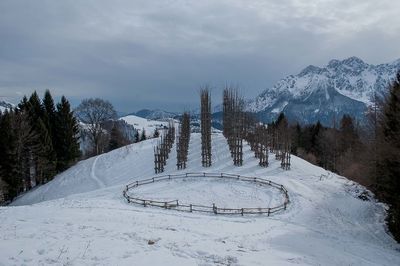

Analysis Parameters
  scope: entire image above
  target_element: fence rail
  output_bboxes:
[123,172,290,216]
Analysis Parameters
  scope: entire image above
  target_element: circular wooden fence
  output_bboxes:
[123,172,290,216]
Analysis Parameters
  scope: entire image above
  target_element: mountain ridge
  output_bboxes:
[248,56,400,125]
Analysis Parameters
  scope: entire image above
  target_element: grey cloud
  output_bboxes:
[0,0,399,112]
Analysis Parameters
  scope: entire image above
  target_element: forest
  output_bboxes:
[0,92,140,203]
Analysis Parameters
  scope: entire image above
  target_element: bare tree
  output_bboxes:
[75,98,117,155]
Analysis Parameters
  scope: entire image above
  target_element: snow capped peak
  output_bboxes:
[326,56,368,74]
[341,56,366,66]
[299,65,325,76]
[248,57,400,125]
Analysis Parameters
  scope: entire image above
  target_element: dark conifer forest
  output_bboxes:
[0,90,80,201]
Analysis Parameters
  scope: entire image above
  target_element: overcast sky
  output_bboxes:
[0,0,399,112]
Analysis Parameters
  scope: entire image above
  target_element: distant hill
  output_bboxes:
[133,109,179,120]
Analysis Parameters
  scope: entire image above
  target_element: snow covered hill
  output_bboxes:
[2,133,400,265]
[120,114,170,137]
[249,57,400,125]
[133,109,179,120]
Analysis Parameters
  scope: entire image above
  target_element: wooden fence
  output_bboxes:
[123,173,290,216]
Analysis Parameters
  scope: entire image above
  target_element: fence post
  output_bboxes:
[267,208,270,216]
[190,204,192,212]
[241,208,244,216]
[213,203,217,214]
[164,202,167,209]
[143,200,146,207]
[176,200,179,207]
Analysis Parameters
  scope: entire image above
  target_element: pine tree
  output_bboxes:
[42,90,57,139]
[35,118,57,184]
[28,91,44,122]
[108,123,127,151]
[55,96,81,171]
[0,110,20,199]
[140,128,146,141]
[134,131,140,143]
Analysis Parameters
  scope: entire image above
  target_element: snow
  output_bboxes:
[120,114,170,137]
[271,101,288,114]
[2,133,400,265]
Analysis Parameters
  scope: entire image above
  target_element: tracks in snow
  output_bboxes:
[90,155,106,188]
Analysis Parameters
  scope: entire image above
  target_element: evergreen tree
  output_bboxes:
[140,128,146,141]
[108,123,128,151]
[153,128,160,138]
[42,90,57,139]
[18,95,29,111]
[0,110,20,199]
[28,91,44,122]
[35,118,57,184]
[134,131,140,143]
[55,96,81,171]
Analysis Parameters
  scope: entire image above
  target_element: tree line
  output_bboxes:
[0,91,80,201]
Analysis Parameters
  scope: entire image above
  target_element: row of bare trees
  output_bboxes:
[201,88,212,167]
[222,88,291,169]
[152,87,291,173]
[154,121,175,173]
[176,113,190,170]
[244,115,291,170]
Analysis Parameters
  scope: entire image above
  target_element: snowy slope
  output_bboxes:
[120,114,170,137]
[3,133,400,265]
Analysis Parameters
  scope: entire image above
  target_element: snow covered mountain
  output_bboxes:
[4,133,400,265]
[0,100,14,113]
[249,57,400,125]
